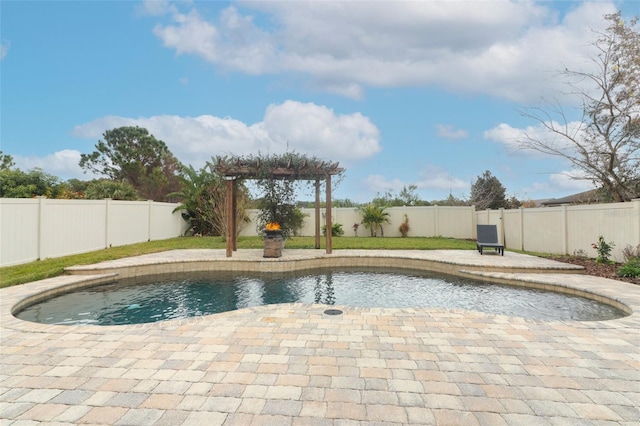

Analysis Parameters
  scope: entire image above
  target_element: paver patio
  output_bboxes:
[1,250,639,425]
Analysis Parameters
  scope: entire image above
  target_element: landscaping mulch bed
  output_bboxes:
[548,255,640,286]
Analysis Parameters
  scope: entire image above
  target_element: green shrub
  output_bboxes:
[322,223,344,237]
[591,235,615,264]
[621,244,640,263]
[617,259,640,278]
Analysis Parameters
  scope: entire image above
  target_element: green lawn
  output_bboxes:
[0,236,476,289]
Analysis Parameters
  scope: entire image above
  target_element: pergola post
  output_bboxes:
[315,179,321,249]
[225,177,234,258]
[231,180,237,251]
[325,174,332,254]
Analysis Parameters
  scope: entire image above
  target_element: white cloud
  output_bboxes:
[148,1,619,101]
[0,40,9,60]
[483,121,585,157]
[416,165,468,191]
[363,165,467,196]
[72,101,381,168]
[363,174,407,194]
[13,149,99,180]
[136,0,177,17]
[436,124,468,140]
[523,170,597,199]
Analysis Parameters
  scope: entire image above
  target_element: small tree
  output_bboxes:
[171,162,250,237]
[399,214,410,237]
[470,170,508,210]
[0,151,15,171]
[79,126,183,201]
[357,204,391,237]
[255,177,299,238]
[518,12,640,202]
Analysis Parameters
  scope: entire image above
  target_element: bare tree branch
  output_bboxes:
[517,12,640,202]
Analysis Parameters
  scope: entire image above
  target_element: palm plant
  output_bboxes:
[170,163,250,237]
[357,204,391,237]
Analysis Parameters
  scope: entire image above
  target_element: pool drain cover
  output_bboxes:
[324,309,343,315]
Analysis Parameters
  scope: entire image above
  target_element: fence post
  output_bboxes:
[561,204,568,255]
[518,207,524,251]
[471,205,477,238]
[105,198,111,248]
[148,200,153,242]
[634,199,640,249]
[38,196,46,261]
[499,208,505,247]
[434,205,439,236]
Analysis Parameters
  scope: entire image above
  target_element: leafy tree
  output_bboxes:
[0,168,62,198]
[372,184,426,207]
[83,180,138,200]
[357,204,391,237]
[331,198,360,208]
[518,12,640,202]
[255,177,299,239]
[431,194,466,206]
[79,126,183,201]
[56,179,88,199]
[0,151,15,171]
[470,170,508,210]
[507,196,522,209]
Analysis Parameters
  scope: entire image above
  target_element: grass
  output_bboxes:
[0,236,476,288]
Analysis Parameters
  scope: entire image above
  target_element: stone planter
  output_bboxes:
[263,231,284,258]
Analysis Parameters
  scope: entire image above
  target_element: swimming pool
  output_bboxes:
[15,268,627,325]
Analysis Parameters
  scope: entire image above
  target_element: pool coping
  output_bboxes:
[3,249,638,333]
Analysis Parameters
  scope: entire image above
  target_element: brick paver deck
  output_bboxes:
[1,250,639,425]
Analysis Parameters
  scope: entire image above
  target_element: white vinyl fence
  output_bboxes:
[0,198,188,267]
[239,206,477,239]
[3,197,637,267]
[476,199,640,262]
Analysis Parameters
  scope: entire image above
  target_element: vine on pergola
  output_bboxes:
[213,152,345,257]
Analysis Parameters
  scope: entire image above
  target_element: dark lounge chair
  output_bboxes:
[476,224,504,255]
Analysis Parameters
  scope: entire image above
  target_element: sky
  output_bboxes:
[2,0,639,203]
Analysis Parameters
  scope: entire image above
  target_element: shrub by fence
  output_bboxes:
[0,198,188,267]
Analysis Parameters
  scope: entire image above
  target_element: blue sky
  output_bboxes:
[2,0,639,203]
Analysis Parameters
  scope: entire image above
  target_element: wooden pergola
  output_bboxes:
[214,156,344,257]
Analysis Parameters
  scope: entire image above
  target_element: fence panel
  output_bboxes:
[502,209,522,250]
[0,199,40,266]
[150,202,189,240]
[566,203,637,260]
[434,206,475,238]
[0,198,185,267]
[521,207,565,254]
[40,199,108,260]
[107,201,152,247]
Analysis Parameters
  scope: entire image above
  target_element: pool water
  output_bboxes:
[16,268,627,325]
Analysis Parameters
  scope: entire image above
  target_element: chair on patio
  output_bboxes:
[476,224,504,256]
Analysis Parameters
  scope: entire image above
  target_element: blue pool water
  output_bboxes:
[15,268,626,325]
